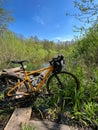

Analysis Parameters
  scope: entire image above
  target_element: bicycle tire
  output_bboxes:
[46,71,80,107]
[0,74,20,99]
[0,75,34,108]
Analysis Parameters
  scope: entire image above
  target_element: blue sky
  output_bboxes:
[5,0,81,41]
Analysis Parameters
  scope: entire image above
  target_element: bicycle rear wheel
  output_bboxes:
[0,75,20,100]
[0,74,33,108]
[46,71,80,108]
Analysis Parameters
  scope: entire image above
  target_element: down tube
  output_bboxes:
[7,79,26,96]
[36,66,53,91]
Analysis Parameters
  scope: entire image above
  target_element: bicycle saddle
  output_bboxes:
[11,60,28,64]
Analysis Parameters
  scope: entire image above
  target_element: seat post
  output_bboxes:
[11,60,28,71]
[21,63,25,71]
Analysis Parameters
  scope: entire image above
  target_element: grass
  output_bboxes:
[0,30,98,128]
[21,124,37,130]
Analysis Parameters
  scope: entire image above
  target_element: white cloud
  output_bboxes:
[53,35,74,42]
[33,16,45,25]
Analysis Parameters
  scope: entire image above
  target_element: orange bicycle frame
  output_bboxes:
[7,65,54,96]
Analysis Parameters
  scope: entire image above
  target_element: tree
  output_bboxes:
[70,0,98,32]
[0,1,13,31]
[71,24,98,67]
[74,0,98,22]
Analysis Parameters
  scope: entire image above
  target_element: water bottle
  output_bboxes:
[30,75,36,87]
[37,74,44,84]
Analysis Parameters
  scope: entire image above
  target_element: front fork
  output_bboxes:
[54,72,65,111]
[54,72,64,89]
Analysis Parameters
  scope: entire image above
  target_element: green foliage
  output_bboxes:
[0,1,14,31]
[0,29,71,69]
[73,102,98,126]
[70,0,98,33]
[73,0,98,21]
[21,124,37,130]
[0,22,98,128]
[65,24,98,127]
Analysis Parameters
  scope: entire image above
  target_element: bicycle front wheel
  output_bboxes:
[46,71,80,107]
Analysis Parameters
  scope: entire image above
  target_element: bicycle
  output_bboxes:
[0,55,80,108]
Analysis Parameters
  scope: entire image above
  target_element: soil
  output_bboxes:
[30,110,95,130]
[0,108,97,130]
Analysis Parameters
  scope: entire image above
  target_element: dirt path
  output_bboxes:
[29,120,75,130]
